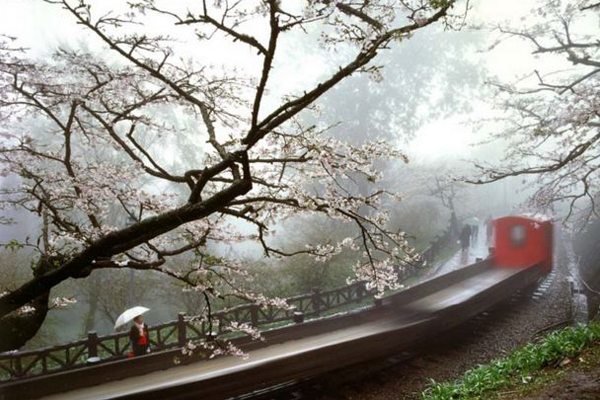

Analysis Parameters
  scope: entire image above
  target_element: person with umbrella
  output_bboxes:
[459,224,472,251]
[129,315,150,356]
[114,306,151,357]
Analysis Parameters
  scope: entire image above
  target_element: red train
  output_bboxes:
[491,215,553,273]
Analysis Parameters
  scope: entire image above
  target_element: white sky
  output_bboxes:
[0,0,584,257]
[407,0,550,163]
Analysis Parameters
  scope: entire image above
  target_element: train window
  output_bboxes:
[510,224,526,247]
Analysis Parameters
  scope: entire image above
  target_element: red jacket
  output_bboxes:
[129,323,149,346]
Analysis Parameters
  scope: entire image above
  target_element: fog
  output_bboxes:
[0,0,596,349]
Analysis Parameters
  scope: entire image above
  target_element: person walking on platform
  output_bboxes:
[485,216,493,243]
[114,306,151,357]
[129,315,150,356]
[460,225,472,251]
[471,224,479,242]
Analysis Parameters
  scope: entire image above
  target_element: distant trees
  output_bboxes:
[78,269,152,330]
[248,216,359,297]
[315,28,483,145]
[472,0,600,224]
[0,0,461,351]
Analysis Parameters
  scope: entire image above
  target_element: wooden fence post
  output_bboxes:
[87,331,98,358]
[312,289,321,315]
[432,237,439,261]
[13,356,23,378]
[293,311,304,324]
[250,305,259,327]
[356,282,363,303]
[177,312,187,346]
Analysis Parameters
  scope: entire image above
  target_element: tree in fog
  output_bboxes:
[472,0,600,223]
[0,0,463,351]
[315,29,483,145]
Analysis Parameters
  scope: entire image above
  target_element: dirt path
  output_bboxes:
[519,370,600,400]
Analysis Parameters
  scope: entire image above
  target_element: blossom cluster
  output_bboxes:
[0,0,452,356]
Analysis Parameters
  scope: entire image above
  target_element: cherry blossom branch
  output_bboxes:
[55,0,227,159]
[242,3,455,148]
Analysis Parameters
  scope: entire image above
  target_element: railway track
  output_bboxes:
[2,259,542,400]
[236,271,557,400]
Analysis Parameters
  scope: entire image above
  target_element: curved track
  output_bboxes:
[22,262,542,400]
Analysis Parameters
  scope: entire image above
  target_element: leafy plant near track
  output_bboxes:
[421,320,600,399]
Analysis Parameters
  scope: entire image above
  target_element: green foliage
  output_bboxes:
[389,197,445,250]
[202,254,223,266]
[248,253,356,298]
[421,321,600,400]
[2,239,25,252]
[0,248,33,292]
[429,0,453,8]
[245,215,358,298]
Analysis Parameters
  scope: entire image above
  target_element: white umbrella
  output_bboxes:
[114,306,150,330]
[464,217,480,225]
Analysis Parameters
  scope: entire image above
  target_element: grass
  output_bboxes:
[421,320,600,400]
[494,338,600,398]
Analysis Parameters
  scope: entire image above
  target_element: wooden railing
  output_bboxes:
[0,226,456,382]
[421,228,454,268]
[0,283,368,381]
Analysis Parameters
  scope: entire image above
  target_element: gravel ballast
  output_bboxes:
[322,250,572,400]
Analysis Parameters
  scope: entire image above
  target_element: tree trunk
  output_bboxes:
[82,274,100,334]
[0,257,55,351]
[0,291,49,352]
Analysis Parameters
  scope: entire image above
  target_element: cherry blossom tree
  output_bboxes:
[0,0,461,351]
[471,0,600,224]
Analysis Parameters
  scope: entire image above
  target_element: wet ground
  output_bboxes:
[518,369,600,400]
[421,224,491,280]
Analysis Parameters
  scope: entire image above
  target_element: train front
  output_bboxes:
[491,216,553,273]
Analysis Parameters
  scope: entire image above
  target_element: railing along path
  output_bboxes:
[0,227,455,381]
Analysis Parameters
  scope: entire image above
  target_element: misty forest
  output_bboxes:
[0,0,599,398]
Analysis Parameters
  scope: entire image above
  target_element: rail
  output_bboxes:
[2,258,545,400]
[0,284,369,381]
[0,226,456,382]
